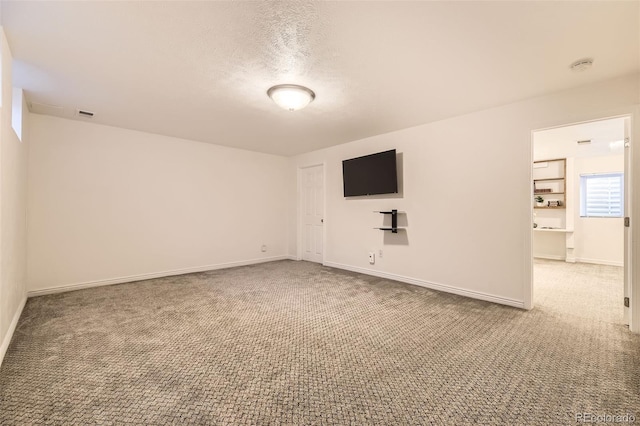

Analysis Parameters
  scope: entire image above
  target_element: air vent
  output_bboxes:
[577,139,592,144]
[77,109,95,118]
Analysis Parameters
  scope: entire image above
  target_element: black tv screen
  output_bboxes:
[342,149,398,197]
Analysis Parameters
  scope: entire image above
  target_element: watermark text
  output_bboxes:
[576,413,636,423]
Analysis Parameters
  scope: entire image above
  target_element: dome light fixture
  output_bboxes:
[267,84,315,111]
[570,58,594,72]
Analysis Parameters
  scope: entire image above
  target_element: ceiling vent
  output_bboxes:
[577,139,592,144]
[76,109,95,118]
[570,58,594,72]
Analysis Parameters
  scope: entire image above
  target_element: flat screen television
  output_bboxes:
[342,149,398,197]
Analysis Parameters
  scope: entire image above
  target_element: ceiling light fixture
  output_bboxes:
[570,58,594,72]
[267,84,315,111]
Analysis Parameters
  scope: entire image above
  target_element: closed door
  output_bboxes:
[300,165,324,263]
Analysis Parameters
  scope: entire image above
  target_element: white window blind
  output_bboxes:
[580,173,623,218]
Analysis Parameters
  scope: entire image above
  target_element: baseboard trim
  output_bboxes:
[0,296,27,368]
[535,255,623,267]
[287,255,300,261]
[575,258,623,267]
[533,255,566,261]
[28,256,290,297]
[323,261,525,309]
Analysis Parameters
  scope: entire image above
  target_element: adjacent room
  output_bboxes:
[0,1,639,424]
[533,118,628,325]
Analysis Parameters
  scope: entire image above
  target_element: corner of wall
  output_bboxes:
[0,296,25,368]
[286,156,298,259]
[0,24,29,366]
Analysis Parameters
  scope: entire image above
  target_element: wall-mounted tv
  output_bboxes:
[342,149,398,197]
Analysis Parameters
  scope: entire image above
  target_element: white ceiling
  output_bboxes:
[3,1,639,156]
[534,117,627,159]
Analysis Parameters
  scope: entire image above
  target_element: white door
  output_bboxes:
[623,117,631,325]
[300,165,324,263]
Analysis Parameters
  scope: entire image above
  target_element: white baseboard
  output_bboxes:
[0,296,27,368]
[28,255,291,297]
[287,255,300,261]
[533,255,566,261]
[575,257,623,267]
[323,261,524,309]
[535,255,623,267]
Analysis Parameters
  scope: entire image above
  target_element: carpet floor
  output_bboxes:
[534,258,625,325]
[0,260,638,425]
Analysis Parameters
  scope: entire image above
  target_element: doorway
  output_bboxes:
[531,116,630,325]
[298,164,324,263]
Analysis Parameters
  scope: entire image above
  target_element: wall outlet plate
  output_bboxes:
[368,252,375,264]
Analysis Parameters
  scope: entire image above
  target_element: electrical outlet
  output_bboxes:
[261,245,267,252]
[369,252,375,264]
[379,249,383,258]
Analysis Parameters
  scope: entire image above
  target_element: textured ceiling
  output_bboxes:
[3,1,639,156]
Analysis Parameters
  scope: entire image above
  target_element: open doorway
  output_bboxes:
[532,116,630,326]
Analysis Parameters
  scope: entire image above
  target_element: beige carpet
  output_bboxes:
[534,258,624,325]
[0,260,638,424]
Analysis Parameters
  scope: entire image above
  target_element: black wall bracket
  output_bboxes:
[376,209,398,233]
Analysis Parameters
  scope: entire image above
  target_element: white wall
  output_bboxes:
[573,155,624,265]
[533,232,567,260]
[0,29,29,365]
[289,73,640,311]
[27,115,289,293]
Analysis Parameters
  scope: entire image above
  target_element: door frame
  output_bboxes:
[296,162,326,264]
[528,112,636,332]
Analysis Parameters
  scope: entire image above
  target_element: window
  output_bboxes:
[580,173,623,217]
